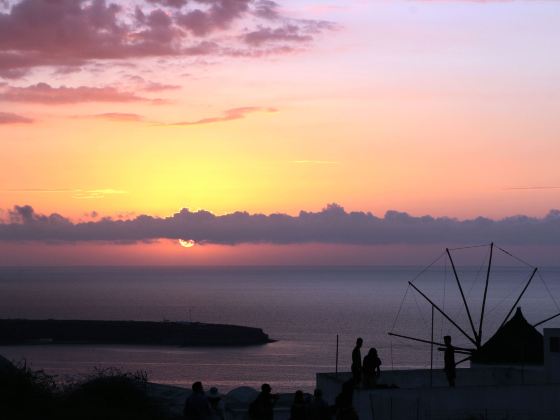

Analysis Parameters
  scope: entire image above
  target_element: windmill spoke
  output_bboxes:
[387,332,475,353]
[499,267,538,330]
[478,243,493,345]
[533,311,560,328]
[446,248,480,346]
[409,281,478,347]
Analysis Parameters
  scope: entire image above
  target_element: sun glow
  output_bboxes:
[178,239,196,248]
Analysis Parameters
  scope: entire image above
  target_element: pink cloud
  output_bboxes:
[0,111,33,124]
[167,106,278,125]
[0,83,161,104]
[176,0,252,36]
[147,0,188,8]
[0,0,335,77]
[244,24,313,46]
[125,75,181,92]
[89,113,145,122]
[72,106,277,125]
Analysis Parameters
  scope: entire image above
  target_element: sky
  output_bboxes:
[1,0,560,265]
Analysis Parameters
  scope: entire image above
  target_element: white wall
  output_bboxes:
[317,367,556,420]
[544,328,560,384]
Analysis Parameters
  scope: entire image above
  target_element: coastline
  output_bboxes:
[0,319,274,347]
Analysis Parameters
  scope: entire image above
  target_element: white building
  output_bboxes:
[316,328,560,420]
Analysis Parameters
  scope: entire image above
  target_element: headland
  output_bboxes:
[0,319,273,347]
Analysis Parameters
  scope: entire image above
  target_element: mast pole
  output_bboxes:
[335,334,339,377]
[499,267,538,330]
[408,281,478,347]
[478,243,493,346]
[430,305,434,388]
[446,248,479,346]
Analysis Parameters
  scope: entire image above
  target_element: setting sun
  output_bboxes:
[178,239,196,249]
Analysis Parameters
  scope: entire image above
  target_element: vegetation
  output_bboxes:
[0,361,170,420]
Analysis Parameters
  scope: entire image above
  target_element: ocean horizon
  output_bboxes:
[2,265,560,392]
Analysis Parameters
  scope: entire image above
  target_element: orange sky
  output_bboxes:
[1,0,560,264]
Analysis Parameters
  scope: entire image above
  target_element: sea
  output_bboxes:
[1,265,560,393]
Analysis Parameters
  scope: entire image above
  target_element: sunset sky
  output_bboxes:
[1,0,560,265]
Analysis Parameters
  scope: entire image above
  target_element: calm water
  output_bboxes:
[1,265,559,392]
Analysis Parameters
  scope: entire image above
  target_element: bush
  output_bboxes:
[0,360,58,420]
[0,362,169,420]
[60,368,164,420]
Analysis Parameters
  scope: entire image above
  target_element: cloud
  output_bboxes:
[147,0,188,8]
[4,189,127,199]
[0,111,32,124]
[505,186,560,191]
[291,160,339,165]
[71,189,128,199]
[243,20,337,46]
[0,0,335,77]
[73,106,277,125]
[0,83,161,104]
[415,0,530,2]
[253,0,280,20]
[87,113,145,122]
[2,203,560,246]
[122,75,181,93]
[176,0,252,36]
[167,106,277,125]
[244,24,312,46]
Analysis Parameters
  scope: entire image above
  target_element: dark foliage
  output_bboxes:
[0,362,169,420]
[0,360,58,420]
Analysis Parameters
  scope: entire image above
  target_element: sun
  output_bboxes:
[178,239,196,248]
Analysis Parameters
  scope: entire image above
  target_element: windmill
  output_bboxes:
[388,243,560,366]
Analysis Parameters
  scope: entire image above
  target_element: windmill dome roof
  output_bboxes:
[472,307,543,365]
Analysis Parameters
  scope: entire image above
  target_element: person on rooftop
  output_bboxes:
[442,335,456,387]
[362,347,381,389]
[351,337,363,386]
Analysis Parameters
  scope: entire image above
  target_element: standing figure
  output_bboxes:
[443,335,456,387]
[362,347,381,389]
[308,389,330,420]
[184,381,212,420]
[334,379,358,420]
[351,337,363,386]
[289,390,307,420]
[208,387,225,420]
[249,383,279,420]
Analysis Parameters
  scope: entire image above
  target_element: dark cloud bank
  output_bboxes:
[2,204,560,246]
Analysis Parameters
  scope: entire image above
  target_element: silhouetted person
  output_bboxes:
[442,335,456,387]
[290,390,307,420]
[362,347,381,389]
[308,389,331,420]
[249,383,279,420]
[208,387,225,420]
[351,337,363,386]
[334,379,358,420]
[184,381,212,420]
